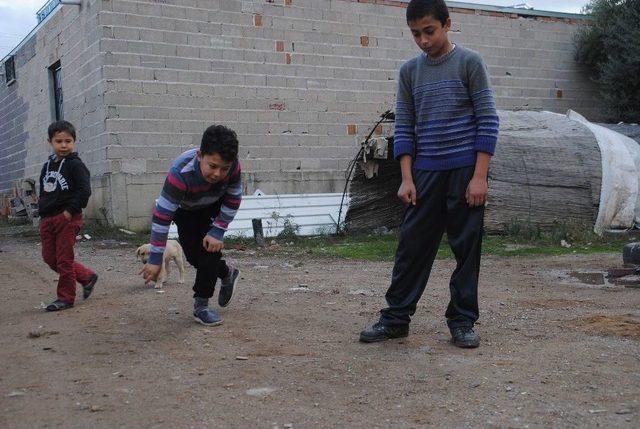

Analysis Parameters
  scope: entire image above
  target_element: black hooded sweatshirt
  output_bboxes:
[38,152,91,217]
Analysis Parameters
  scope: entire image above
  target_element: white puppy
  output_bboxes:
[136,240,185,288]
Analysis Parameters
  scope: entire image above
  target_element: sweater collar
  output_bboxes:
[423,44,457,65]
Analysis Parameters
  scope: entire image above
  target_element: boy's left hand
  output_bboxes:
[62,210,72,220]
[466,176,488,207]
[202,235,224,253]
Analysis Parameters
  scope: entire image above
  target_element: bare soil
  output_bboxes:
[1,237,639,428]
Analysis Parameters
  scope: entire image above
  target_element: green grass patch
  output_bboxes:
[227,230,630,261]
[81,223,148,245]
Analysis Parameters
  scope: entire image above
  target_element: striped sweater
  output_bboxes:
[148,148,242,266]
[394,45,499,170]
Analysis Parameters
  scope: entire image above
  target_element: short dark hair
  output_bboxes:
[406,0,449,26]
[47,120,76,140]
[200,124,238,162]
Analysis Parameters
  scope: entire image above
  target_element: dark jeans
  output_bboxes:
[174,204,230,299]
[380,166,484,329]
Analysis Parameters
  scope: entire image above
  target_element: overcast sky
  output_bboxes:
[0,0,590,58]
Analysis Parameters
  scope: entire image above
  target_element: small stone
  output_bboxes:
[246,387,276,398]
[348,288,376,297]
[90,405,105,412]
[615,409,631,415]
[505,386,512,392]
[236,356,249,360]
[6,390,26,397]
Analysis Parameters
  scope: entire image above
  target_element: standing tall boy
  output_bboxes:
[359,0,499,347]
[39,120,98,311]
[140,125,242,326]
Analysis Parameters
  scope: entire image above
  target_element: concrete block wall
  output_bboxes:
[98,0,600,229]
[1,0,601,229]
[0,0,108,212]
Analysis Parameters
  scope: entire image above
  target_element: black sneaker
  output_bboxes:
[46,299,74,312]
[450,326,480,348]
[82,274,99,300]
[359,321,409,343]
[218,267,239,307]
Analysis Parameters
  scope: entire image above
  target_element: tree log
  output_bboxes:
[346,111,602,234]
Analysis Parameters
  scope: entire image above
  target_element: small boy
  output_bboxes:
[359,0,499,348]
[139,125,242,326]
[38,120,98,311]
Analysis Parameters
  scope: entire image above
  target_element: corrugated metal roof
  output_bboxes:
[168,192,349,239]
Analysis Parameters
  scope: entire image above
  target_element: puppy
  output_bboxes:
[136,240,185,288]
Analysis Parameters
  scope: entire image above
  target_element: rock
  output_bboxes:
[27,330,59,339]
[623,242,640,265]
[560,239,572,248]
[6,390,26,397]
[372,226,390,235]
[90,405,105,412]
[235,356,249,360]
[348,288,376,297]
[615,409,632,415]
[246,387,276,398]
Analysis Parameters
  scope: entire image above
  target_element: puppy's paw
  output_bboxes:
[178,279,185,284]
[153,282,163,289]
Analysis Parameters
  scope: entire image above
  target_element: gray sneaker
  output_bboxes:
[218,267,239,307]
[193,306,222,326]
[450,326,480,348]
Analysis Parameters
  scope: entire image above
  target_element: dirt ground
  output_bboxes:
[1,236,639,428]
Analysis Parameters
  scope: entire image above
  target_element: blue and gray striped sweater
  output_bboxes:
[394,45,499,170]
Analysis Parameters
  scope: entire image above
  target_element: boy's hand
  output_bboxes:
[397,180,417,205]
[202,235,224,253]
[466,176,488,207]
[139,263,161,284]
[62,210,72,220]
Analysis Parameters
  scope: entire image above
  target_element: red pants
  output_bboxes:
[39,212,94,303]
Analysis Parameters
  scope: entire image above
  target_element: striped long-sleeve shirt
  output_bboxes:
[148,148,242,266]
[394,45,499,171]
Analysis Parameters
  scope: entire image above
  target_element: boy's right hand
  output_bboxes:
[397,180,417,205]
[139,263,161,284]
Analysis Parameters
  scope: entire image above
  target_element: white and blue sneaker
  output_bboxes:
[193,306,222,326]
